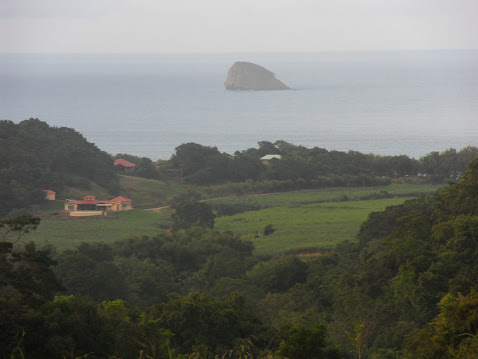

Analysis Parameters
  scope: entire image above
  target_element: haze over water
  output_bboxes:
[1,51,477,160]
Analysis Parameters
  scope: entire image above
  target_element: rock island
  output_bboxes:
[224,61,290,90]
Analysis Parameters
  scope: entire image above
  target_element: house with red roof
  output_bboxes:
[43,190,56,200]
[64,195,132,217]
[114,158,136,173]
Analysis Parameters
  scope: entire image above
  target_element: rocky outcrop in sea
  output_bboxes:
[224,62,290,90]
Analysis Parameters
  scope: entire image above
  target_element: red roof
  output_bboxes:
[110,196,131,202]
[114,159,135,167]
[43,190,56,194]
[67,195,131,205]
[67,199,103,205]
[67,195,102,205]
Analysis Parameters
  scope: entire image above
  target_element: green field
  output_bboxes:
[206,183,439,209]
[24,183,440,254]
[215,197,414,255]
[118,175,183,208]
[26,209,171,252]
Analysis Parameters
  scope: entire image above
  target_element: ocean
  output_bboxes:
[1,51,477,160]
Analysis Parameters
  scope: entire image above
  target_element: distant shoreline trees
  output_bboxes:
[165,141,478,186]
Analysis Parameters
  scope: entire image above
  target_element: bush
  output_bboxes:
[263,224,275,236]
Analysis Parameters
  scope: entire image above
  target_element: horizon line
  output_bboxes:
[1,48,478,56]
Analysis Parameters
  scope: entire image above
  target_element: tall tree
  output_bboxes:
[171,201,216,231]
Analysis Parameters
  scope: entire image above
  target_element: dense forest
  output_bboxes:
[1,157,478,358]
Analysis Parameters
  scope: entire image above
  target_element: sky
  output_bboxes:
[1,0,478,53]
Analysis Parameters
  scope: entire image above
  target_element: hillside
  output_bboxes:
[0,119,119,215]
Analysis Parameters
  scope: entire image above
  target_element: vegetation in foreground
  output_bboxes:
[2,157,478,358]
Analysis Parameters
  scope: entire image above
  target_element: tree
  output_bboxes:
[171,143,232,184]
[0,215,41,243]
[278,323,340,359]
[155,292,267,356]
[32,295,113,359]
[171,201,216,232]
[248,256,308,293]
[0,216,63,358]
[257,141,280,157]
[263,224,275,236]
[406,290,478,359]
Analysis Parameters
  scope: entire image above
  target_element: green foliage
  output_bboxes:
[168,188,202,208]
[165,140,477,188]
[0,217,63,358]
[406,290,478,358]
[55,246,128,301]
[420,146,478,180]
[213,202,264,217]
[154,292,270,357]
[33,295,113,358]
[278,323,340,359]
[0,239,61,302]
[114,153,161,179]
[248,256,308,293]
[434,157,478,220]
[55,229,253,304]
[0,215,41,243]
[172,201,216,232]
[171,142,233,185]
[329,157,478,356]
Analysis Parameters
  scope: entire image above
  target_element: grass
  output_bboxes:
[215,197,416,255]
[61,181,112,203]
[206,183,440,209]
[25,183,440,254]
[118,175,183,208]
[26,209,171,252]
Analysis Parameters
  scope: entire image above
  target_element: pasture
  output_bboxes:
[24,183,440,254]
[26,209,171,252]
[215,197,414,255]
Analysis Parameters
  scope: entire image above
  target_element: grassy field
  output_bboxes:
[206,183,440,209]
[26,209,171,252]
[24,183,440,254]
[118,175,183,208]
[215,197,414,255]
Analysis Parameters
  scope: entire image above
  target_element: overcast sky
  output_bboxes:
[1,0,477,53]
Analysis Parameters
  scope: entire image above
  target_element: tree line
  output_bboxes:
[165,140,478,186]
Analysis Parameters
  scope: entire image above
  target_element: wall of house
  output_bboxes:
[69,211,105,217]
[45,193,56,200]
[64,203,78,211]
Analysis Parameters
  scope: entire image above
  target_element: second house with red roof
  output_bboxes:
[64,195,132,217]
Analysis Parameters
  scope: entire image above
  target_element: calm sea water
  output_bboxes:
[1,51,477,160]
